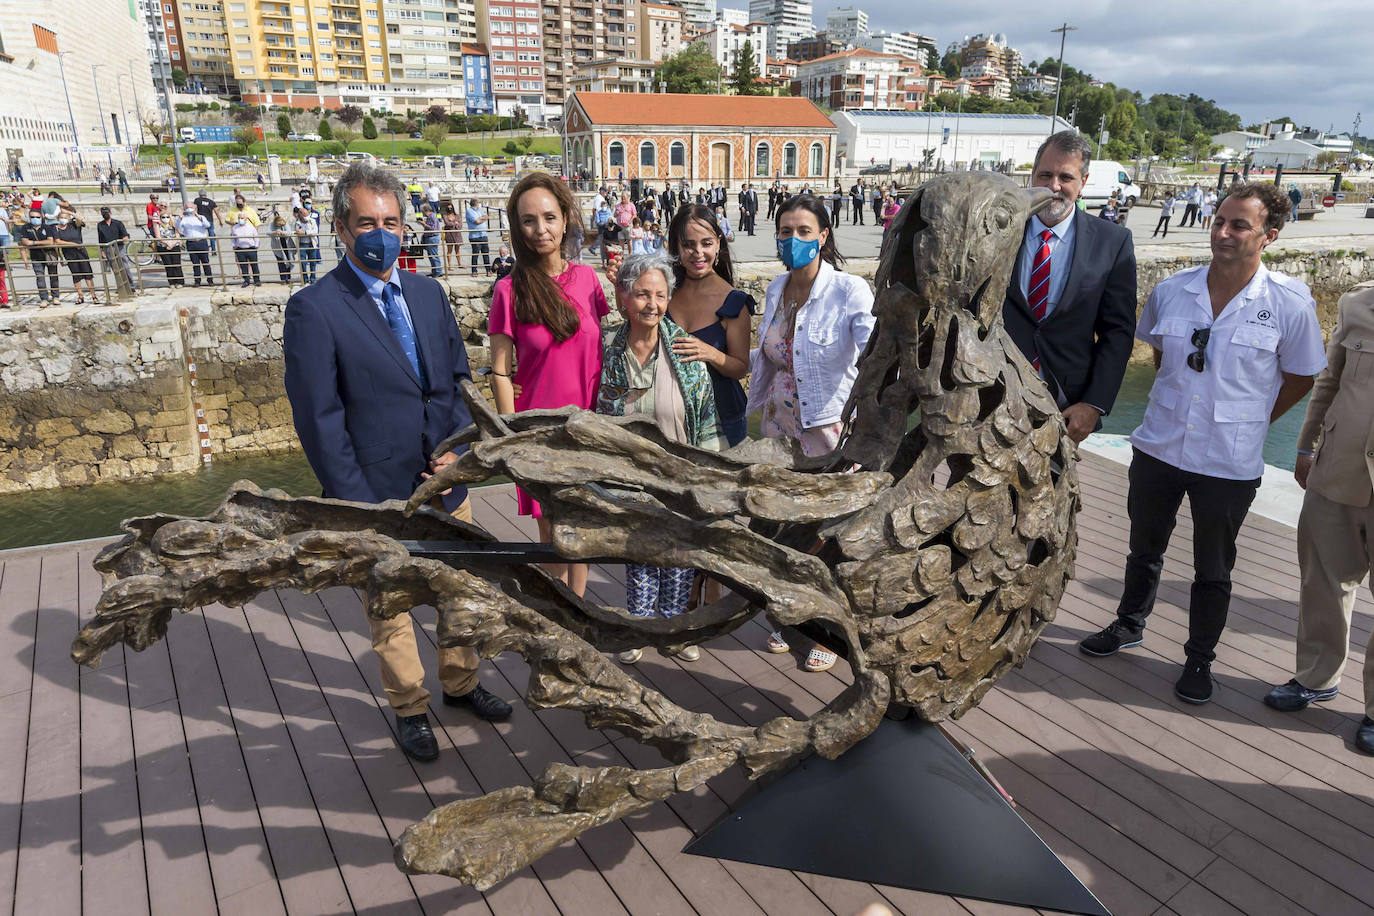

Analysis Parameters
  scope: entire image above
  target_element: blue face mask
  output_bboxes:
[349,226,402,272]
[776,235,820,270]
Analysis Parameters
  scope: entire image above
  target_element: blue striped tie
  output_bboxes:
[381,284,426,387]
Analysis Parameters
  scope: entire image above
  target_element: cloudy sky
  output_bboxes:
[810,0,1369,135]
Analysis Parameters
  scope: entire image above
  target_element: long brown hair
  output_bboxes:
[506,173,584,342]
[666,204,734,287]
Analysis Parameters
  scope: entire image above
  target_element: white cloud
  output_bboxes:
[811,0,1369,134]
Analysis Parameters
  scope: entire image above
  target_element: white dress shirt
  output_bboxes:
[1131,264,1327,480]
[1016,211,1077,319]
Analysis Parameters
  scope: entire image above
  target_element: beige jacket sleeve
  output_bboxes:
[1297,302,1348,453]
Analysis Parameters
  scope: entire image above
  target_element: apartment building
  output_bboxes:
[1014,72,1057,95]
[677,0,716,35]
[475,0,544,118]
[785,32,841,62]
[137,0,176,87]
[953,33,1022,82]
[791,47,917,111]
[823,6,865,47]
[462,43,495,113]
[171,0,235,95]
[747,0,813,60]
[568,57,656,94]
[639,2,685,61]
[857,30,935,69]
[382,0,476,111]
[695,20,767,77]
[532,0,639,117]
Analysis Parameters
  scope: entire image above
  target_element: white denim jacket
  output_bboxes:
[747,259,877,428]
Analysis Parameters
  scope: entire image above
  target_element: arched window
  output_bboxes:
[608,140,625,168]
[809,142,825,177]
[782,142,798,177]
[639,140,656,168]
[670,140,686,168]
[754,141,770,176]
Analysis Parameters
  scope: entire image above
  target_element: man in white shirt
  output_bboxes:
[425,181,441,207]
[1182,182,1204,228]
[1080,182,1327,704]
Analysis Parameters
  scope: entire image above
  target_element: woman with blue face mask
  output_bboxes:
[748,193,876,672]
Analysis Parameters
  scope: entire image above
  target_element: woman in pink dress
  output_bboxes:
[488,172,609,597]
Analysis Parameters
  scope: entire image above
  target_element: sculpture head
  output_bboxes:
[877,172,1054,332]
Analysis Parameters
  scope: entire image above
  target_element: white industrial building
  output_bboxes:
[1211,130,1267,159]
[830,110,1073,172]
[0,2,158,181]
[1250,138,1322,170]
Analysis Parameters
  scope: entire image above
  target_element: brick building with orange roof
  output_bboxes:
[563,91,837,188]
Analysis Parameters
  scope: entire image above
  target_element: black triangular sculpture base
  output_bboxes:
[684,716,1110,916]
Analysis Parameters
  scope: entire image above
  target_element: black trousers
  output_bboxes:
[1115,448,1259,662]
[1153,215,1170,236]
[1182,203,1199,227]
[186,239,212,281]
[852,199,864,224]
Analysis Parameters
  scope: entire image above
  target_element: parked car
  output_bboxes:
[860,163,891,175]
[301,132,322,142]
[409,131,424,139]
[219,158,252,170]
[286,131,304,141]
[388,156,404,165]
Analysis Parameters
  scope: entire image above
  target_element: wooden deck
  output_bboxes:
[1,452,1371,916]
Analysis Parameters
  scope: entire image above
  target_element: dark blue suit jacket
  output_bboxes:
[284,261,473,509]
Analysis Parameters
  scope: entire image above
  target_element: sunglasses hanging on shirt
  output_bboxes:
[1187,327,1211,372]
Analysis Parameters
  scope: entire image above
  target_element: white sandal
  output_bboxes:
[675,646,701,662]
[803,646,838,673]
[617,648,643,664]
[765,630,790,654]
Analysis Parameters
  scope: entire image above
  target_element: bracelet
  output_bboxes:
[490,369,511,378]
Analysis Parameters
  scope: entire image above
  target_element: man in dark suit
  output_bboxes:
[850,180,866,225]
[739,183,758,235]
[284,163,511,763]
[1002,130,1137,443]
[660,182,675,223]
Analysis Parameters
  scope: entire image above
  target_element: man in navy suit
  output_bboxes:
[284,163,511,762]
[1002,131,1137,442]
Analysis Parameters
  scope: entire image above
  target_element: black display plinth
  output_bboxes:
[684,716,1111,916]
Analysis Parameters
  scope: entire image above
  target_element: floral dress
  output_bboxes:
[759,298,843,457]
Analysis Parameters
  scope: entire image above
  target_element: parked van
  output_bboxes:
[344,151,377,164]
[1081,160,1142,206]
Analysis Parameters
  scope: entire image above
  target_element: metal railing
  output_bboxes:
[0,217,513,308]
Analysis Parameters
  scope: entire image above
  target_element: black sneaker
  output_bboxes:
[1357,718,1374,756]
[395,712,439,761]
[443,683,512,721]
[1079,622,1143,657]
[1263,679,1339,711]
[1175,659,1214,704]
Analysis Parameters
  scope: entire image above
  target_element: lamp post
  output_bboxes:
[92,64,115,170]
[116,74,133,150]
[1049,23,1077,135]
[56,51,84,175]
[127,61,147,145]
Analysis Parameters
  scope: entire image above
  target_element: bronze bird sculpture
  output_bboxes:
[72,171,1079,890]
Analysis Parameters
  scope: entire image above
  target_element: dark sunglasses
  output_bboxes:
[1187,327,1210,372]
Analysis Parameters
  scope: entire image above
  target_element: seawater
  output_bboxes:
[0,364,1305,551]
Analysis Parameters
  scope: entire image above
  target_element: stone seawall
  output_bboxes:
[1,242,1370,494]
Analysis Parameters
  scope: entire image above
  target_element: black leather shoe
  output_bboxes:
[1175,659,1214,704]
[1357,717,1374,756]
[443,683,512,721]
[395,713,439,761]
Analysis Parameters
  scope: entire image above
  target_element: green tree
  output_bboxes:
[361,116,378,139]
[334,126,360,151]
[276,112,292,139]
[940,49,960,79]
[1316,150,1339,168]
[502,139,522,155]
[386,116,407,134]
[231,126,257,156]
[731,42,764,95]
[231,105,258,125]
[422,122,447,153]
[317,118,332,140]
[519,134,534,152]
[1108,101,1137,144]
[171,67,187,88]
[656,43,723,94]
[336,104,364,126]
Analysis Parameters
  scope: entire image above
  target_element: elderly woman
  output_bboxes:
[596,251,727,664]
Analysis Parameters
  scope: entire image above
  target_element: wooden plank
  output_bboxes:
[13,552,83,915]
[161,610,287,912]
[0,554,37,914]
[202,599,354,914]
[310,586,547,916]
[283,587,493,916]
[247,589,425,914]
[0,556,39,700]
[76,547,149,916]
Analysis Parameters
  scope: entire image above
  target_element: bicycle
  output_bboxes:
[126,223,158,268]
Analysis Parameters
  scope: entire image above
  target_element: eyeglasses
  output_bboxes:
[1187,327,1210,372]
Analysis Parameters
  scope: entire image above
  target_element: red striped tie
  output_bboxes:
[1028,228,1052,370]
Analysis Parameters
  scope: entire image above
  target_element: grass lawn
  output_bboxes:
[141,136,561,160]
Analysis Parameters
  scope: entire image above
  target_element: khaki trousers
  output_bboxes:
[369,496,480,716]
[1294,490,1374,719]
